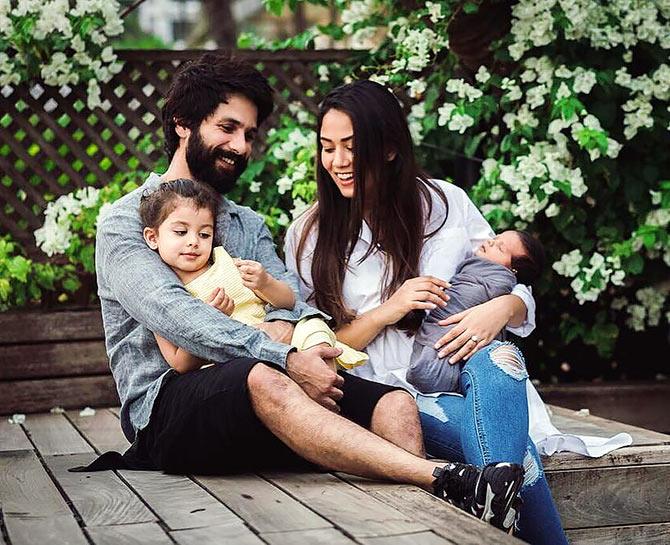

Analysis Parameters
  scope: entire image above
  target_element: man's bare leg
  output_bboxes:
[369,390,426,457]
[247,363,436,489]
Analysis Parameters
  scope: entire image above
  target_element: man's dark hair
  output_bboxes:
[162,54,274,159]
[512,231,546,285]
[140,178,221,230]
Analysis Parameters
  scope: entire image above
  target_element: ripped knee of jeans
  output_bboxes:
[489,342,528,381]
[522,447,542,488]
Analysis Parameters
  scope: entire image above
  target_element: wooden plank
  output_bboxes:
[542,382,670,434]
[0,309,103,344]
[87,522,173,545]
[170,522,264,545]
[67,408,130,454]
[196,473,331,534]
[0,375,119,414]
[119,470,241,530]
[0,419,32,452]
[546,464,670,528]
[549,404,670,446]
[566,522,670,545]
[23,413,93,456]
[261,528,356,545]
[543,444,670,472]
[265,472,426,539]
[341,475,520,545]
[0,450,88,545]
[360,532,452,545]
[44,453,156,526]
[0,340,109,380]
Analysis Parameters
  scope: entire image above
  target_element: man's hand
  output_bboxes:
[286,345,344,412]
[253,320,295,344]
[207,287,235,316]
[235,259,271,291]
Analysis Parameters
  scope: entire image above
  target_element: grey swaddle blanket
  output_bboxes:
[407,256,517,394]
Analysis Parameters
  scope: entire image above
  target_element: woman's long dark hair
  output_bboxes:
[296,80,448,330]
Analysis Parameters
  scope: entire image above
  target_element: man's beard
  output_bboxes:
[185,128,248,194]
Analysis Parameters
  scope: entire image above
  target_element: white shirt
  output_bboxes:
[284,180,536,394]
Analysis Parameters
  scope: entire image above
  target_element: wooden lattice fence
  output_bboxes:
[0,49,352,258]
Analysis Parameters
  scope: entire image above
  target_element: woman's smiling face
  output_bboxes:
[320,109,355,198]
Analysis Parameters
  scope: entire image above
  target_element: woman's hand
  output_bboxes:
[434,295,522,364]
[379,276,450,326]
[207,287,235,316]
[235,259,270,291]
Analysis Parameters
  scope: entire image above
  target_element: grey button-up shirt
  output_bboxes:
[96,173,324,441]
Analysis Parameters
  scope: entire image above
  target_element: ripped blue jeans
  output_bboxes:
[416,341,568,545]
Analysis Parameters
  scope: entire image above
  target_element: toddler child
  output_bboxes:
[406,230,545,394]
[139,178,367,373]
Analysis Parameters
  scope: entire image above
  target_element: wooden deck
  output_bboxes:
[1,407,669,545]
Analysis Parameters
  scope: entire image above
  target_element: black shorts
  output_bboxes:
[135,358,403,475]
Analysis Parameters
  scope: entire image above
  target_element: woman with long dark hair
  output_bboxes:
[285,80,567,544]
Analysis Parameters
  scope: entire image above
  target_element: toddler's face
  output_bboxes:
[144,201,214,275]
[475,231,526,269]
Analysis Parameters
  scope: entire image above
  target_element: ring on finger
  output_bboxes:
[470,335,480,343]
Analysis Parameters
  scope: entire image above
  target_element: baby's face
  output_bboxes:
[146,201,215,275]
[475,231,526,269]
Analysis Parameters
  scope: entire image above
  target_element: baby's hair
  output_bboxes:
[512,231,546,285]
[140,178,220,230]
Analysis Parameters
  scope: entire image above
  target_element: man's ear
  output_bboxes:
[143,227,159,250]
[174,118,191,139]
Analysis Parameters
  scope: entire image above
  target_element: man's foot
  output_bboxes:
[432,461,524,533]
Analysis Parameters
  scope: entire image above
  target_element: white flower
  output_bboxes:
[501,78,522,101]
[87,78,102,109]
[556,82,571,100]
[317,65,330,82]
[573,70,597,94]
[446,78,483,102]
[437,102,456,126]
[425,1,443,23]
[249,181,261,193]
[368,73,390,86]
[545,203,560,217]
[482,158,497,179]
[277,213,289,227]
[407,79,427,99]
[553,249,583,277]
[276,176,293,195]
[290,197,310,219]
[554,65,572,79]
[447,112,475,134]
[526,84,548,109]
[475,66,491,84]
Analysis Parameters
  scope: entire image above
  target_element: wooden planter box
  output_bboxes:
[0,308,118,414]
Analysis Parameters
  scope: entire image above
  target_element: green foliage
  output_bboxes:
[0,236,81,311]
[234,0,670,374]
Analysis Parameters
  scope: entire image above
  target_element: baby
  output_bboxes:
[406,230,545,394]
[139,178,367,373]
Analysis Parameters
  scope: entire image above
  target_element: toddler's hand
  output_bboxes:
[234,259,270,291]
[207,287,235,316]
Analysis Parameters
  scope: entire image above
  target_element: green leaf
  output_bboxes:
[463,1,479,14]
[7,256,31,282]
[263,0,286,16]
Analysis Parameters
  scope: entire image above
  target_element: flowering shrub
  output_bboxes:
[236,0,670,371]
[0,0,124,108]
[33,177,138,274]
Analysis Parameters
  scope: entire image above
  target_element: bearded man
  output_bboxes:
[92,54,523,524]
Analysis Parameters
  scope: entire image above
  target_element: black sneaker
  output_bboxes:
[432,461,524,533]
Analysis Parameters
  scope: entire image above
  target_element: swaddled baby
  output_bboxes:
[407,230,545,394]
